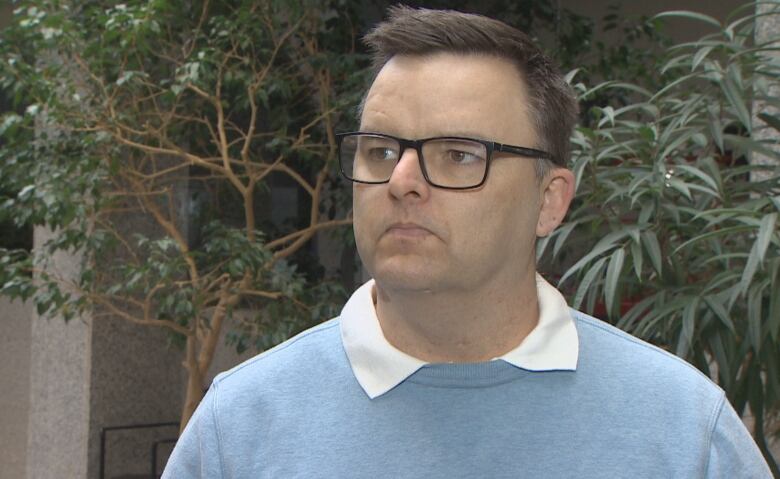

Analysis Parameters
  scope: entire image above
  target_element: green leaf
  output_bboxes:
[666,178,693,201]
[536,234,552,261]
[692,46,714,71]
[617,294,656,330]
[747,284,764,353]
[768,259,780,341]
[653,10,721,28]
[552,220,579,257]
[708,332,732,390]
[638,201,655,224]
[720,75,753,133]
[559,230,627,286]
[674,164,720,195]
[739,214,777,296]
[636,295,688,338]
[658,128,698,161]
[708,107,725,153]
[605,248,625,318]
[573,256,608,310]
[673,225,755,255]
[598,106,616,127]
[676,296,699,358]
[630,241,644,280]
[564,68,581,84]
[755,213,777,263]
[641,231,662,275]
[758,112,780,132]
[703,296,736,334]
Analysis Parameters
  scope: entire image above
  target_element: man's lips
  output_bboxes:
[384,222,435,238]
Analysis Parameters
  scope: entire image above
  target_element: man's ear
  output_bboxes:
[536,168,576,238]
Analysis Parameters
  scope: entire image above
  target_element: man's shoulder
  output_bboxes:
[571,309,723,399]
[211,317,344,392]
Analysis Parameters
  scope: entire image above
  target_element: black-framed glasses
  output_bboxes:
[336,131,551,190]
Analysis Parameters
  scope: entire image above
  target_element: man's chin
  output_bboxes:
[370,265,443,294]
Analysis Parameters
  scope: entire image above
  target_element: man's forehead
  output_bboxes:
[360,52,534,144]
[369,52,526,95]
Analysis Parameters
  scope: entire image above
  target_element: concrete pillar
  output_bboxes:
[753,1,780,181]
[754,3,780,462]
[0,298,32,479]
[21,225,188,479]
[87,309,185,479]
[25,227,92,479]
[84,183,188,478]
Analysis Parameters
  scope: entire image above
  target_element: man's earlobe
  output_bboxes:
[536,168,576,237]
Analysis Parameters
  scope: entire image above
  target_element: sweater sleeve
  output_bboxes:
[705,395,772,478]
[162,383,224,479]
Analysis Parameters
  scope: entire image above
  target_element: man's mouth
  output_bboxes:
[385,222,435,238]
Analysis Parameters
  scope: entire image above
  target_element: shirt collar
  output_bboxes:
[339,273,579,399]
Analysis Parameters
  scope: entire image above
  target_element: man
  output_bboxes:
[164,7,771,477]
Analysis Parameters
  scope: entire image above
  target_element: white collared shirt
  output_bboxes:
[340,273,579,398]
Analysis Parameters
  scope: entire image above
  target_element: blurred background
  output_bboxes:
[1,1,778,477]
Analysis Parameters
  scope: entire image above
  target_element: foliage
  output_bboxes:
[540,5,780,469]
[0,0,647,430]
[0,0,364,427]
[4,1,776,457]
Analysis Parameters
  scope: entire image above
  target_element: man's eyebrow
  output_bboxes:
[431,131,489,140]
[357,127,490,140]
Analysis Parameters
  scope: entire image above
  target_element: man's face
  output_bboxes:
[353,52,546,294]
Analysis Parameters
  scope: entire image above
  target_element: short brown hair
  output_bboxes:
[362,5,579,178]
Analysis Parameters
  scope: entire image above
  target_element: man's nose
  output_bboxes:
[387,147,430,200]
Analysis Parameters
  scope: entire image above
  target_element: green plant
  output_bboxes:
[0,0,364,429]
[541,4,780,470]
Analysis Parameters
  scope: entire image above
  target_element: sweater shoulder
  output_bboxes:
[211,317,342,390]
[572,310,723,396]
[572,310,724,400]
[573,309,708,373]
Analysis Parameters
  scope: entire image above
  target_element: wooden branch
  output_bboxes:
[244,186,256,242]
[183,0,211,58]
[142,283,166,322]
[269,218,353,258]
[215,50,235,174]
[262,161,315,196]
[186,83,216,102]
[91,294,191,336]
[203,114,221,152]
[202,273,230,295]
[112,131,227,177]
[239,14,305,166]
[71,52,119,123]
[168,112,211,127]
[196,283,242,376]
[241,80,260,166]
[126,161,193,181]
[129,176,201,286]
[94,218,140,264]
[237,289,283,300]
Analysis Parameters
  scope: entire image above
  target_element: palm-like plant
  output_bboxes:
[542,5,780,470]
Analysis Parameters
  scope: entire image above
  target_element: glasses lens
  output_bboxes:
[422,139,488,188]
[340,134,400,183]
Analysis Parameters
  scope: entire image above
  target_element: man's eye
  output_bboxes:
[367,147,398,161]
[447,150,482,165]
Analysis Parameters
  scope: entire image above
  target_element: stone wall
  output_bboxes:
[754,1,780,182]
[754,0,780,462]
[0,297,31,479]
[24,227,92,479]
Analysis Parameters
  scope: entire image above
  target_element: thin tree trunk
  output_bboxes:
[180,335,204,434]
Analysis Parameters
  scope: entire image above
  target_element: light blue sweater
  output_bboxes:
[163,311,771,478]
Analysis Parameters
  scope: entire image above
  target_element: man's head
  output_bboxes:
[350,7,577,294]
[361,5,579,179]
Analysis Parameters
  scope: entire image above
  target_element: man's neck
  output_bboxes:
[374,272,540,363]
